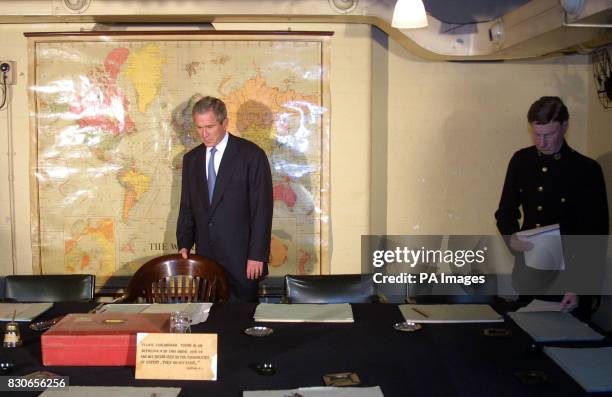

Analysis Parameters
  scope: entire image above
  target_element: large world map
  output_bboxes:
[30,35,329,286]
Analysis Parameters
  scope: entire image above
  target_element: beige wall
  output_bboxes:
[387,44,592,236]
[370,27,388,236]
[0,20,609,278]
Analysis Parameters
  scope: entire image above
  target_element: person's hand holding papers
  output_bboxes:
[560,292,579,312]
[515,224,565,271]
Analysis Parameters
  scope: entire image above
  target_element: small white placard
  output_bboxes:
[135,333,217,381]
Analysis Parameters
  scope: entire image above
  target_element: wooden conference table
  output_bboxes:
[1,302,610,397]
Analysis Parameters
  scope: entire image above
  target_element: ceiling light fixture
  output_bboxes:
[329,0,358,14]
[392,0,429,29]
[560,0,584,16]
[489,20,505,48]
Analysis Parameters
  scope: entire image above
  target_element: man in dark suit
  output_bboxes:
[177,96,273,302]
[495,96,608,316]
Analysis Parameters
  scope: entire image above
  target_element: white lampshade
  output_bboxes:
[392,0,429,29]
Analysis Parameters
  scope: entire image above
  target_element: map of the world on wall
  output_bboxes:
[29,34,330,287]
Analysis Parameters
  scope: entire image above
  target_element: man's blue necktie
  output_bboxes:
[207,147,217,204]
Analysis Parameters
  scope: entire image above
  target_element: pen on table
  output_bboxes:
[412,307,429,318]
[89,303,105,313]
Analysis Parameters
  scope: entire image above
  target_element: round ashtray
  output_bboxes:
[0,362,14,375]
[393,321,422,332]
[251,362,276,376]
[244,326,274,337]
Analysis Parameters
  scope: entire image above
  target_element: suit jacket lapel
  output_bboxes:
[210,133,239,213]
[193,145,210,211]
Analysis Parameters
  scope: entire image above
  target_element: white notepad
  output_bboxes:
[508,311,604,342]
[545,347,612,392]
[254,303,354,323]
[0,302,53,322]
[99,302,213,325]
[399,304,503,323]
[244,386,383,396]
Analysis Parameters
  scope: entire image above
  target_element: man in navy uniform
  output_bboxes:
[176,96,273,302]
[495,96,608,314]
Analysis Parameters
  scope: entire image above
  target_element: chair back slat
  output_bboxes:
[147,282,154,303]
[181,275,189,302]
[207,277,216,302]
[159,278,166,303]
[171,278,176,302]
[124,254,229,303]
[196,277,204,302]
[189,276,197,302]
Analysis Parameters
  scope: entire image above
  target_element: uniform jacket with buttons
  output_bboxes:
[495,141,609,296]
[496,141,608,237]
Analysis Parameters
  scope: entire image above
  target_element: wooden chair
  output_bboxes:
[123,254,229,303]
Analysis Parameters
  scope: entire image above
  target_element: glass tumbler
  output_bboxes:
[169,311,192,333]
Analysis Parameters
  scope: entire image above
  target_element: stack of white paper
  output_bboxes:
[254,303,354,323]
[244,386,383,396]
[399,304,503,323]
[516,224,565,270]
[508,311,604,342]
[99,302,212,325]
[516,299,562,313]
[0,302,53,322]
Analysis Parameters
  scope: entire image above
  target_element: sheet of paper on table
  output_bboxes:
[0,302,53,322]
[254,303,354,323]
[516,299,563,312]
[544,347,612,392]
[508,311,604,342]
[99,302,212,324]
[39,386,181,397]
[516,223,565,271]
[399,304,503,323]
[243,386,384,396]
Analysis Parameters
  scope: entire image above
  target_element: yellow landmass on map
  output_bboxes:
[118,169,151,223]
[269,235,289,267]
[223,72,318,149]
[64,218,115,276]
[125,44,166,113]
[170,143,186,169]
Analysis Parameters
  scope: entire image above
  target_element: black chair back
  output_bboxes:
[4,274,95,303]
[285,274,376,304]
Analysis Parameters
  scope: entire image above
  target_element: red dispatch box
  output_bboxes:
[42,312,169,366]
